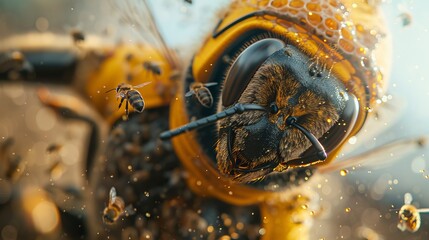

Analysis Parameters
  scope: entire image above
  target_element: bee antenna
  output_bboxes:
[105,88,116,93]
[160,103,266,140]
[286,116,327,160]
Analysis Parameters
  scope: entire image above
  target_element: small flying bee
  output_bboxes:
[185,82,217,108]
[106,82,151,118]
[143,61,162,77]
[70,29,85,44]
[398,11,413,27]
[102,187,125,224]
[46,143,63,154]
[397,193,429,232]
[0,51,34,80]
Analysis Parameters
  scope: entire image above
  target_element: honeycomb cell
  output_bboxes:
[340,27,353,40]
[325,18,339,30]
[272,0,289,8]
[339,38,355,53]
[306,3,322,12]
[289,0,305,8]
[307,12,322,26]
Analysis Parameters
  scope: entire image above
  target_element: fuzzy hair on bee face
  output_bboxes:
[216,55,340,182]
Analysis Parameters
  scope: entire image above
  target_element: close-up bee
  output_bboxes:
[185,82,217,108]
[102,187,126,225]
[1,0,429,239]
[105,82,151,118]
[397,193,429,233]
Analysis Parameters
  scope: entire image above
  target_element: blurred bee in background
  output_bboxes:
[143,61,162,77]
[0,51,34,80]
[102,187,125,224]
[397,193,429,233]
[46,143,63,154]
[0,137,25,182]
[70,29,85,45]
[185,82,217,108]
[105,82,151,119]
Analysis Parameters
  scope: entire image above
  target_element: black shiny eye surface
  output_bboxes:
[269,102,279,114]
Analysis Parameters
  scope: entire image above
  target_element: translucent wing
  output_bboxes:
[404,193,413,205]
[108,0,181,70]
[204,82,218,88]
[319,136,427,174]
[185,89,195,97]
[133,82,151,89]
[338,95,404,156]
[109,187,117,204]
[417,208,429,213]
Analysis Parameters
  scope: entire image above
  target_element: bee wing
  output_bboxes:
[133,82,152,89]
[417,208,429,213]
[185,90,195,97]
[108,0,181,70]
[319,136,427,174]
[204,82,218,88]
[404,193,413,205]
[109,187,117,204]
[338,96,404,156]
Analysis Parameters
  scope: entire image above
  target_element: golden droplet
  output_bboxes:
[345,208,351,213]
[340,169,348,176]
[301,204,308,210]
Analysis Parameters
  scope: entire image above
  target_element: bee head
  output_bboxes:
[216,38,359,182]
[160,38,360,183]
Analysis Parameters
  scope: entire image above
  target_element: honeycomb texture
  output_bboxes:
[232,0,386,107]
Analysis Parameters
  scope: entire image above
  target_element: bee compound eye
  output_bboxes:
[269,102,279,114]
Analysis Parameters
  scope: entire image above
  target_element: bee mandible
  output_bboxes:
[102,187,125,225]
[106,82,151,119]
[185,82,217,108]
[397,193,429,232]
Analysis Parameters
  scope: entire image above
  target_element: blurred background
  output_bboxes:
[0,0,429,239]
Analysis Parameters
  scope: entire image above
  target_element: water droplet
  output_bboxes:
[348,136,357,145]
[345,208,351,213]
[340,169,348,176]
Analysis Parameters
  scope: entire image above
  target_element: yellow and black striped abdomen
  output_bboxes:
[127,89,145,113]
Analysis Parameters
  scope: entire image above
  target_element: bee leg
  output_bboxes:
[125,100,129,118]
[118,97,125,109]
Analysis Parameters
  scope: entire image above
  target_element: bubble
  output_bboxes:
[348,136,357,145]
[31,201,60,234]
[36,107,57,131]
[411,156,426,173]
[35,17,49,32]
[1,225,17,240]
[345,207,351,213]
[340,169,348,176]
[60,143,80,165]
